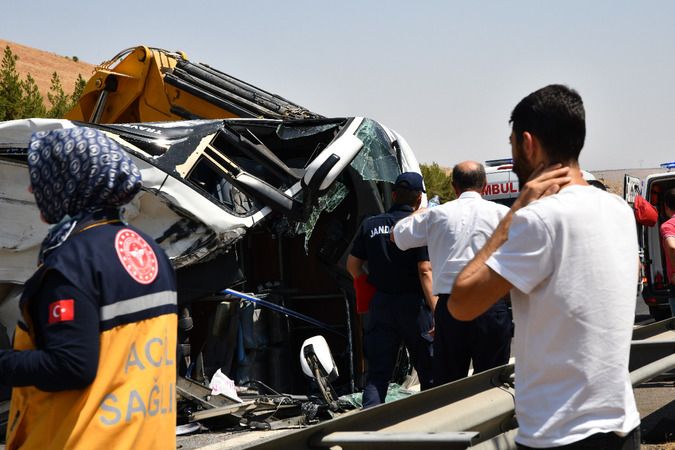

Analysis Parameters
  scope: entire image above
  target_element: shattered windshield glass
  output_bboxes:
[350,119,400,183]
[275,123,338,140]
[295,181,348,253]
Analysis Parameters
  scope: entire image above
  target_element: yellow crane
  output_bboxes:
[66,46,321,123]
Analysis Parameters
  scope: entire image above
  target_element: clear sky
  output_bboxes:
[3,0,674,170]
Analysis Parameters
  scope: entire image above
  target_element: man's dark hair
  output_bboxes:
[664,188,675,211]
[393,187,421,206]
[510,84,586,163]
[452,163,486,191]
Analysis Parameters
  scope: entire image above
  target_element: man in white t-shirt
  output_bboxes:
[392,161,513,386]
[449,84,640,449]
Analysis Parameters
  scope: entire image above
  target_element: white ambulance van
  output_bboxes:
[482,158,603,206]
[629,163,675,321]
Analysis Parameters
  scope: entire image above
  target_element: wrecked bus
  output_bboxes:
[0,116,425,425]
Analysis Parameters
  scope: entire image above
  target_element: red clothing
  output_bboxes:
[660,217,675,282]
[634,195,658,227]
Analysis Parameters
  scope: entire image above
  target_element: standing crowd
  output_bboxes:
[349,84,642,449]
[0,83,644,449]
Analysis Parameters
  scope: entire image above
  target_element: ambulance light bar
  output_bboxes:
[485,158,513,167]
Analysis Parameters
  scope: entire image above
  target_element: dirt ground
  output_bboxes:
[0,39,95,107]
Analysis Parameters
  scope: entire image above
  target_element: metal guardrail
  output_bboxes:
[312,431,479,450]
[632,316,675,340]
[239,318,675,450]
[242,364,516,450]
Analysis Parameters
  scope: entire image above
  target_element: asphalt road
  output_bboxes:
[633,295,675,447]
[636,293,653,323]
[636,380,675,447]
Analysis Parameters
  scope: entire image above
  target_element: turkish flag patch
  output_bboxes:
[48,299,75,324]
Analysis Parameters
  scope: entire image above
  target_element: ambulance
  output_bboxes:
[629,163,675,321]
[482,158,603,206]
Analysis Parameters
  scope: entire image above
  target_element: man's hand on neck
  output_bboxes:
[512,164,573,213]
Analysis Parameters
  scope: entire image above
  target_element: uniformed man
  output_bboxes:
[0,127,177,450]
[346,172,435,407]
[393,161,512,385]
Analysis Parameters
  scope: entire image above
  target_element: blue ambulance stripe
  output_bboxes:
[100,291,177,322]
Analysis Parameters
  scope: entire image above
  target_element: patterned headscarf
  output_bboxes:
[28,127,142,264]
[28,127,142,224]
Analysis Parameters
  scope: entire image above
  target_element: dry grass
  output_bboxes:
[0,39,95,107]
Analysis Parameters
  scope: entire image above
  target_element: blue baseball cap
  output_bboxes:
[394,172,426,192]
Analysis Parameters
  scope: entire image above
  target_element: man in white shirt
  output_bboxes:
[449,85,640,449]
[393,161,513,386]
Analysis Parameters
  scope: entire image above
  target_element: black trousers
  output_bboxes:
[362,291,433,408]
[433,294,512,386]
[517,427,641,450]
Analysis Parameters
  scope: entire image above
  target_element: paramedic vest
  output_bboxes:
[6,220,177,450]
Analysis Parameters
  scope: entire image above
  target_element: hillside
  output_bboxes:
[591,168,668,195]
[0,39,95,106]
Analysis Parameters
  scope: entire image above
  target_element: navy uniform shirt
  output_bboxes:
[350,204,429,295]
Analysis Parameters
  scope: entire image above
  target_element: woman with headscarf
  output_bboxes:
[0,127,178,450]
